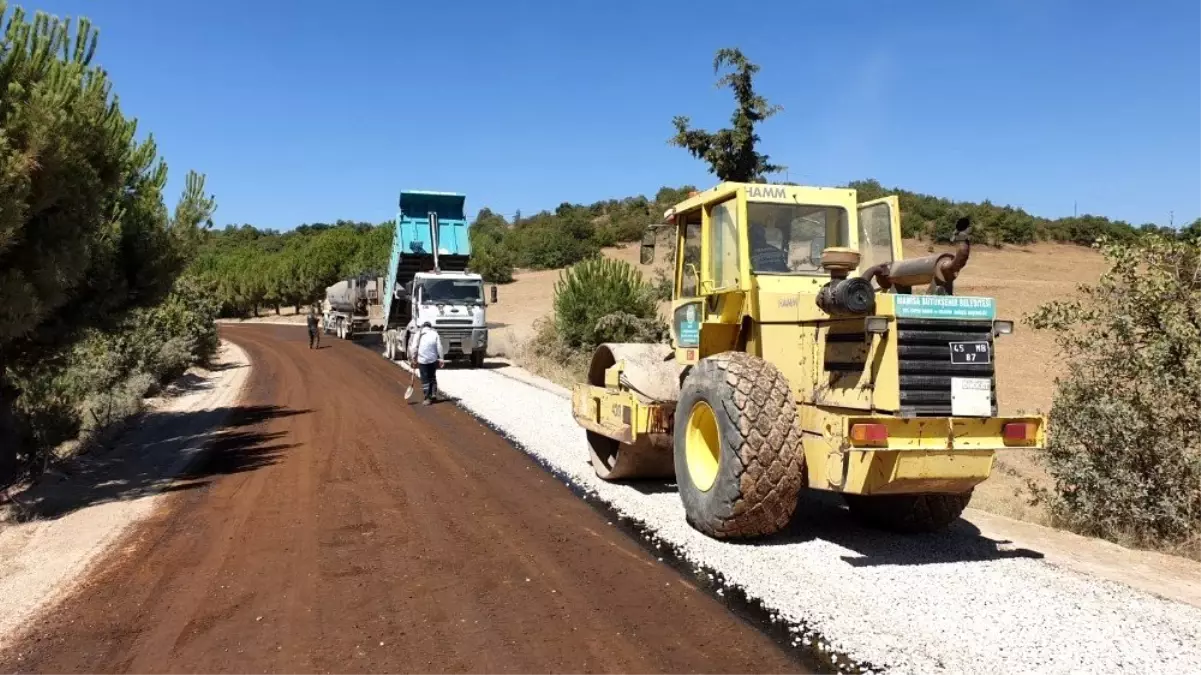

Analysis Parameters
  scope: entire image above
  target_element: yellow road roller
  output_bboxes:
[571,182,1045,539]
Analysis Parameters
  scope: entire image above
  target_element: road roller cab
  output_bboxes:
[570,182,1046,539]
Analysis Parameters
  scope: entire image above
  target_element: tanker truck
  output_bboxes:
[378,190,492,367]
[323,275,384,340]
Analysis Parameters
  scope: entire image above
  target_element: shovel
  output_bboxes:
[404,366,417,400]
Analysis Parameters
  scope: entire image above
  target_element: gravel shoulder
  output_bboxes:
[400,355,1201,674]
[0,340,251,651]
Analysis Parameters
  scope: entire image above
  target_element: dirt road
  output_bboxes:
[0,324,803,674]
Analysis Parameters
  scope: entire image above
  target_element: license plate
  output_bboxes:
[951,377,992,417]
[949,341,991,364]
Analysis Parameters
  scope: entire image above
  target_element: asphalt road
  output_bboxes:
[0,324,804,674]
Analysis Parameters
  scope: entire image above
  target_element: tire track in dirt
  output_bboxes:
[0,324,806,674]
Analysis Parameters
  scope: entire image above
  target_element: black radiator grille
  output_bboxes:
[897,319,997,417]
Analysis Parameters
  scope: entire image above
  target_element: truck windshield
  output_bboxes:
[746,203,849,274]
[419,279,483,305]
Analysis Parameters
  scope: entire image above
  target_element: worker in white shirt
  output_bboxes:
[408,320,446,405]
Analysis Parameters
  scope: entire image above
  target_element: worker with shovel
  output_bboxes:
[408,320,445,405]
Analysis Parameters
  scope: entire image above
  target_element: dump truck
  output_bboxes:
[571,182,1046,539]
[377,190,492,367]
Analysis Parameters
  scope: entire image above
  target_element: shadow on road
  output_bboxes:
[5,405,309,523]
[748,490,1045,566]
[610,478,1045,566]
[165,372,216,396]
[628,480,679,496]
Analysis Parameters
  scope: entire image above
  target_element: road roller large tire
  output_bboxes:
[587,432,674,480]
[842,491,973,533]
[673,352,805,539]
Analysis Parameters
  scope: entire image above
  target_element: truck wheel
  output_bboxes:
[470,349,485,368]
[842,492,973,534]
[673,352,805,539]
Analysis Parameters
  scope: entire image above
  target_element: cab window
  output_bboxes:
[746,203,849,274]
[679,218,702,297]
[857,202,894,276]
[709,199,740,290]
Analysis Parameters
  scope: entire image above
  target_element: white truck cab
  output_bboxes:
[386,270,489,368]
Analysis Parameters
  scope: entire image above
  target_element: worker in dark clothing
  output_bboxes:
[307,309,320,349]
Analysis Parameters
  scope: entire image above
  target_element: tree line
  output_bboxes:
[188,221,392,317]
[183,186,698,316]
[191,172,1196,320]
[850,179,1198,246]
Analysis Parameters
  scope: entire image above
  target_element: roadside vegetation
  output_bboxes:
[1026,235,1200,556]
[0,5,218,487]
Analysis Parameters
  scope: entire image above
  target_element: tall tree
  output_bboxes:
[670,48,785,183]
[0,4,215,477]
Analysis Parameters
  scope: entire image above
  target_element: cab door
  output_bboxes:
[671,211,704,363]
[695,195,745,356]
[856,196,903,280]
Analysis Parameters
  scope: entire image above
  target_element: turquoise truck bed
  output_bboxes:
[382,190,472,330]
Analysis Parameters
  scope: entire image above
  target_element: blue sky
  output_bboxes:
[32,0,1201,230]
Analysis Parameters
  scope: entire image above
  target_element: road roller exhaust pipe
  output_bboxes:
[878,216,973,295]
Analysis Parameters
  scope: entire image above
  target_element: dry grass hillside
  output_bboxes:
[487,240,1110,525]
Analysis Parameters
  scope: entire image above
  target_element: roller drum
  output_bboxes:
[585,343,682,481]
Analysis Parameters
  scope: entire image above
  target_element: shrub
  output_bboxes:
[469,240,515,284]
[1025,234,1201,552]
[518,317,594,389]
[592,222,619,248]
[8,276,220,470]
[79,371,155,439]
[553,258,664,349]
[507,213,600,270]
[650,269,675,301]
[593,311,670,344]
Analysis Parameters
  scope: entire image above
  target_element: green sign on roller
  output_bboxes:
[894,295,996,320]
[674,302,701,347]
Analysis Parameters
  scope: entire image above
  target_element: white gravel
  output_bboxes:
[420,364,1201,674]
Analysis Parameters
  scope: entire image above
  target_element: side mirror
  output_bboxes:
[490,285,498,304]
[639,230,656,265]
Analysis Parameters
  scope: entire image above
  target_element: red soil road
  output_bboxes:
[0,324,805,674]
